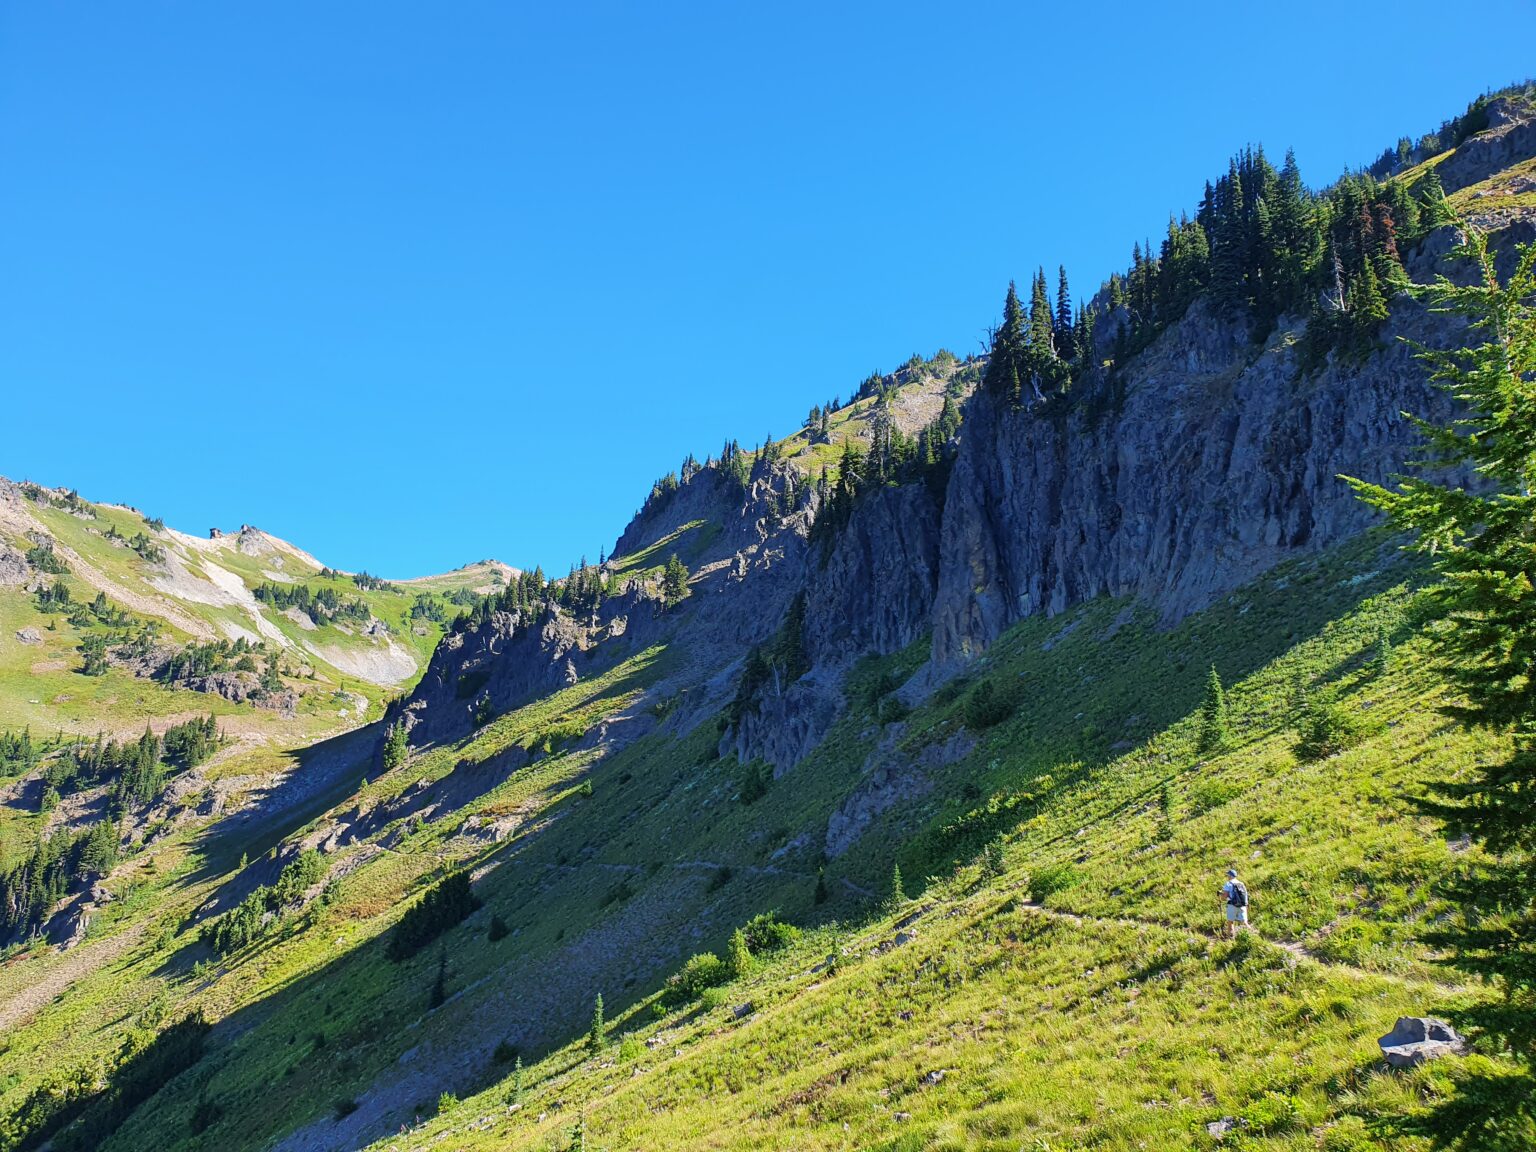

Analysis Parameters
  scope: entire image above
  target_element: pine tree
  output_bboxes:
[888,862,906,910]
[382,720,409,772]
[814,867,829,906]
[1055,264,1073,353]
[1419,166,1454,227]
[984,281,1028,402]
[588,993,605,1054]
[1345,228,1536,1146]
[661,554,690,607]
[1198,666,1231,753]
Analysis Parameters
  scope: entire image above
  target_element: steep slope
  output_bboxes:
[2,88,1534,1152]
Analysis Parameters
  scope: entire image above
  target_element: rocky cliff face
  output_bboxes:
[930,292,1461,665]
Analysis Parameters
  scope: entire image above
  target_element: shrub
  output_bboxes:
[1294,697,1376,762]
[962,680,1012,729]
[738,761,772,805]
[668,952,729,1000]
[488,914,509,941]
[332,1098,358,1121]
[742,911,800,954]
[492,1040,517,1065]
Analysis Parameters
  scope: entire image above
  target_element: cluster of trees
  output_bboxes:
[556,558,607,616]
[162,714,222,768]
[1365,84,1534,179]
[163,636,263,682]
[25,540,70,574]
[199,849,326,955]
[19,485,95,520]
[410,592,449,623]
[811,393,962,542]
[982,265,1084,407]
[0,1011,209,1152]
[0,817,120,944]
[1091,144,1454,373]
[449,567,555,635]
[349,570,396,592]
[385,870,478,961]
[0,727,41,776]
[253,581,371,625]
[102,523,165,562]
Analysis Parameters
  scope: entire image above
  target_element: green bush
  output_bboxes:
[1294,697,1376,762]
[963,680,1013,729]
[668,952,729,1000]
[742,911,800,954]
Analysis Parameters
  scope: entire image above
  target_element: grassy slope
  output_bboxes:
[356,535,1481,1152]
[0,532,1504,1152]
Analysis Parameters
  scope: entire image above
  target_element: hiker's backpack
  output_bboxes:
[1229,880,1248,908]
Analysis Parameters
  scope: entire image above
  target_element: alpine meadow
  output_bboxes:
[5,14,1536,1152]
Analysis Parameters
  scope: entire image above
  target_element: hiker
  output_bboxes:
[1219,868,1249,937]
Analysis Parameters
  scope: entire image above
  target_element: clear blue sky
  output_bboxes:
[3,2,1533,577]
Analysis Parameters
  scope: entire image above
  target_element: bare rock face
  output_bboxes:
[825,725,933,858]
[804,483,942,665]
[931,295,1461,667]
[1436,97,1536,195]
[1378,1017,1467,1068]
[0,544,28,586]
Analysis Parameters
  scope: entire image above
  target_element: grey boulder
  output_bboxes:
[1378,1017,1467,1068]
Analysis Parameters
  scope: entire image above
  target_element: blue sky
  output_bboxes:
[3,2,1533,577]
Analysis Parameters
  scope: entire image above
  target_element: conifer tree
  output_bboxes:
[1198,666,1231,753]
[1346,228,1536,1147]
[588,993,605,1054]
[1054,265,1074,359]
[888,862,906,910]
[661,554,690,607]
[984,281,1028,403]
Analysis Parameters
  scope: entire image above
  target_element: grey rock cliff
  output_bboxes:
[930,295,1459,666]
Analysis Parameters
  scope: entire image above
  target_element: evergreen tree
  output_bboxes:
[983,281,1028,404]
[814,867,829,906]
[888,862,906,910]
[1055,264,1073,345]
[661,554,690,607]
[1198,666,1231,753]
[588,993,605,1054]
[1346,228,1536,1147]
[382,720,409,772]
[1419,166,1454,227]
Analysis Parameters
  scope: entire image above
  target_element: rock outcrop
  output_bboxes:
[1378,1016,1467,1068]
[931,294,1460,666]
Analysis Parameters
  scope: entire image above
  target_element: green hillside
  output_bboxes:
[0,533,1504,1152]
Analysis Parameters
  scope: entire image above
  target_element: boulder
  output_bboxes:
[15,627,42,646]
[1378,1016,1467,1068]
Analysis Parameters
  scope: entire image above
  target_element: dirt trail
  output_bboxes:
[0,923,145,1032]
[1007,900,1448,989]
